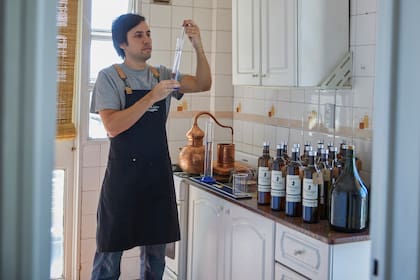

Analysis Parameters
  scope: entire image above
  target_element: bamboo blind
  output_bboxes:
[56,0,77,139]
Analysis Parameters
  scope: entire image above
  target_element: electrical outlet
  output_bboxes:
[324,103,335,129]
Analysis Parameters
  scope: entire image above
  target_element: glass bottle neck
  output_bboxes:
[344,150,355,174]
[263,146,270,156]
[308,155,315,166]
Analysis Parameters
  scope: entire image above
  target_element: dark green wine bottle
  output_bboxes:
[329,145,369,232]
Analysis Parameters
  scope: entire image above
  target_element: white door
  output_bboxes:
[223,202,275,280]
[232,0,261,85]
[187,187,223,280]
[51,140,77,280]
[261,0,296,86]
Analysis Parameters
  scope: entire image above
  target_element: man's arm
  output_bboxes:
[179,19,212,93]
[100,79,180,137]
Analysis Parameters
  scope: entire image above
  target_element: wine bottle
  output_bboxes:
[257,142,273,205]
[329,145,369,232]
[318,148,332,220]
[300,142,312,166]
[302,150,321,223]
[285,147,302,217]
[338,142,348,168]
[271,144,286,211]
[329,146,342,184]
[282,141,290,163]
[316,142,325,164]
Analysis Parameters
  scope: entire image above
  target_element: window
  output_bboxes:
[88,0,131,139]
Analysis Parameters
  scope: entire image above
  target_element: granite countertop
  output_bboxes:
[181,175,370,245]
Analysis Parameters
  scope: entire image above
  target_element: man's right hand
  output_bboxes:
[150,79,181,103]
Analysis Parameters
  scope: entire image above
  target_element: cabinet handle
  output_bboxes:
[252,73,259,77]
[225,208,230,215]
[261,73,267,78]
[294,249,305,256]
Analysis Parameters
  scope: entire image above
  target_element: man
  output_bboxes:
[90,13,211,280]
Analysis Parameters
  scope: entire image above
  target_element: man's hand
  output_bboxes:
[183,19,203,51]
[150,79,181,103]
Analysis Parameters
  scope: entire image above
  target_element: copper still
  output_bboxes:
[178,111,234,175]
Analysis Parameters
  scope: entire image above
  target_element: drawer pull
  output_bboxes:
[294,249,306,256]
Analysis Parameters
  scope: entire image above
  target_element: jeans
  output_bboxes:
[91,244,166,280]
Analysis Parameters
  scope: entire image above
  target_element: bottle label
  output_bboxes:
[271,170,285,191]
[286,175,301,202]
[258,184,271,192]
[303,178,318,206]
[312,172,323,185]
[302,198,318,207]
[322,168,331,181]
[258,167,271,186]
[271,189,285,197]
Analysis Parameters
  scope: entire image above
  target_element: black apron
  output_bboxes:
[96,88,180,252]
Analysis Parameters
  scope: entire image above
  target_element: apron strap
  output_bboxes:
[149,66,160,82]
[113,64,133,94]
[113,64,161,94]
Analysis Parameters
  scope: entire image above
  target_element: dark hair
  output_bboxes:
[112,13,146,58]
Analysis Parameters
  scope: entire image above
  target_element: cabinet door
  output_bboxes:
[187,187,223,280]
[232,0,261,85]
[261,0,297,86]
[223,202,275,280]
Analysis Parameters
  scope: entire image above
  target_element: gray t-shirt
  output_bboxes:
[90,63,183,117]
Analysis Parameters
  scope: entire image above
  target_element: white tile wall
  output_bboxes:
[150,4,172,27]
[356,0,377,14]
[213,74,233,97]
[353,45,376,76]
[150,27,172,51]
[355,13,376,45]
[353,77,374,108]
[81,167,101,191]
[192,8,212,30]
[82,145,100,167]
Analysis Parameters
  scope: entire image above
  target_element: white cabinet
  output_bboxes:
[275,223,371,280]
[187,186,275,280]
[232,0,349,87]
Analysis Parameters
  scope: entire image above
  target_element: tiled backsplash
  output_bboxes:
[79,0,376,278]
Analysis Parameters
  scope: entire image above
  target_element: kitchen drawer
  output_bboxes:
[275,223,329,280]
[275,262,309,280]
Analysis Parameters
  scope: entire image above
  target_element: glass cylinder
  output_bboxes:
[201,119,215,183]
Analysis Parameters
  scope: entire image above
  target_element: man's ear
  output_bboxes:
[119,42,127,50]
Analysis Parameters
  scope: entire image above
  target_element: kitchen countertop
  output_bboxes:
[179,174,370,245]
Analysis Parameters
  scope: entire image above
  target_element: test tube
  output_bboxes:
[171,26,185,81]
[201,119,216,183]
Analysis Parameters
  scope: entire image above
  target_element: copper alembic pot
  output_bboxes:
[179,111,234,175]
